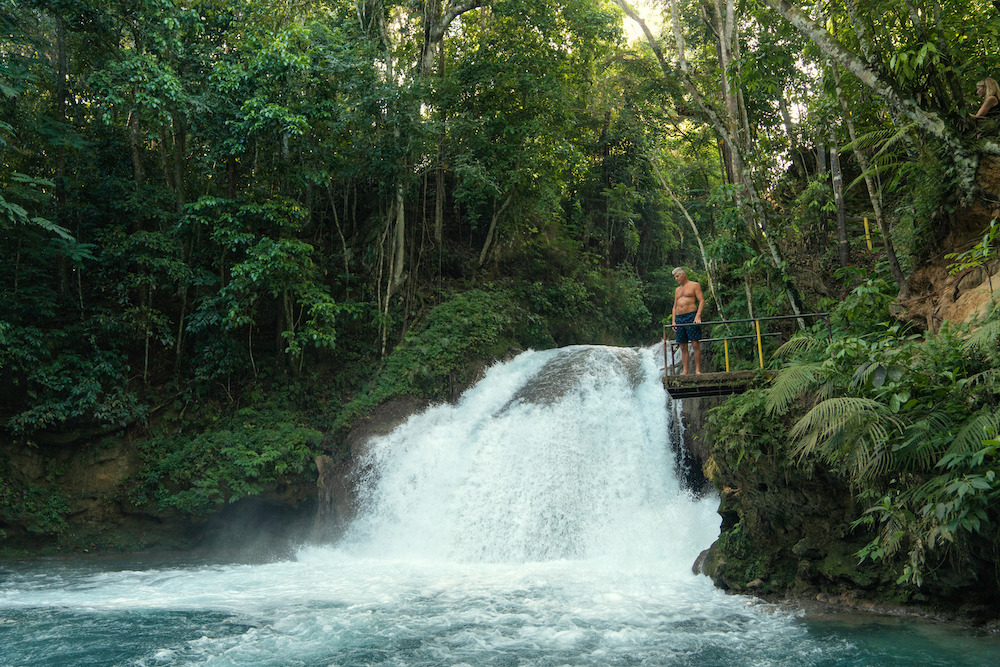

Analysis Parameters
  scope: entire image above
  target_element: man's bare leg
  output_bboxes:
[692,340,702,374]
[680,344,690,374]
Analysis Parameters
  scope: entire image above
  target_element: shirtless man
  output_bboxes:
[671,267,705,374]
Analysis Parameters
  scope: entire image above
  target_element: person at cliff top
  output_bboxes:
[970,77,1000,118]
[671,267,705,375]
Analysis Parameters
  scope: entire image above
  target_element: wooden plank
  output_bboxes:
[663,370,776,399]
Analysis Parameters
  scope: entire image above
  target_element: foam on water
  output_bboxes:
[2,346,996,665]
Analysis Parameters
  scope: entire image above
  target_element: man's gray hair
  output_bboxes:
[672,266,686,276]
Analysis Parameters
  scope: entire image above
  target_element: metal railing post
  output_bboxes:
[754,319,764,369]
[663,326,668,376]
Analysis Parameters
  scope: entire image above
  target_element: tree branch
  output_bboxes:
[762,0,979,202]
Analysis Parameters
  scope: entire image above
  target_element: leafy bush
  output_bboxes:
[334,289,538,433]
[832,265,897,333]
[520,267,652,345]
[706,387,792,476]
[764,306,1000,592]
[0,460,71,536]
[128,408,322,516]
[1,323,147,436]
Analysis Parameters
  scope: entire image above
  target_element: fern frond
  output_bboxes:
[764,362,823,415]
[964,317,1000,356]
[946,410,1000,457]
[774,335,823,358]
[790,397,902,476]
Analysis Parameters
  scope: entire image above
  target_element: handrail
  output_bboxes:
[662,312,832,376]
[665,313,830,328]
[665,333,782,346]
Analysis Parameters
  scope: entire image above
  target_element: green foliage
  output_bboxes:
[764,305,1000,589]
[521,267,652,344]
[832,266,897,332]
[128,408,322,516]
[334,289,535,433]
[0,460,71,536]
[1,323,147,435]
[946,216,999,284]
[707,387,791,475]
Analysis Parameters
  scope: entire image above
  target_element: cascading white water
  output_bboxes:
[4,345,995,665]
[341,345,717,567]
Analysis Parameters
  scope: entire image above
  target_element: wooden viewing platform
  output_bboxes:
[661,312,831,400]
[662,370,776,399]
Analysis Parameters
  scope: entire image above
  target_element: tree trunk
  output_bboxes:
[326,185,351,279]
[129,109,145,186]
[744,273,755,319]
[778,95,807,178]
[171,112,186,212]
[816,141,827,174]
[830,140,848,268]
[419,0,483,76]
[618,0,806,326]
[478,191,514,267]
[54,17,69,298]
[762,0,979,202]
[392,184,406,290]
[831,63,910,296]
[435,40,446,247]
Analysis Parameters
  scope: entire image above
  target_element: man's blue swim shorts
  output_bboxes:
[674,311,702,344]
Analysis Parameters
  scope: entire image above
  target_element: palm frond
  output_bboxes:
[964,316,1000,356]
[773,335,823,358]
[849,360,881,389]
[846,157,906,192]
[790,397,903,477]
[841,125,908,155]
[860,437,895,479]
[895,411,955,473]
[843,123,915,192]
[764,361,823,415]
[945,410,1000,457]
[964,368,1000,388]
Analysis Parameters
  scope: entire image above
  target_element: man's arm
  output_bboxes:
[694,282,705,323]
[671,287,680,324]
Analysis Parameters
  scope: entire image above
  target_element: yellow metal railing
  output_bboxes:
[662,313,831,375]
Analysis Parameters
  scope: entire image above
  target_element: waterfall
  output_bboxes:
[340,345,719,569]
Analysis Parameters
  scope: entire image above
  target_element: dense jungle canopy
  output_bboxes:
[2,0,1000,609]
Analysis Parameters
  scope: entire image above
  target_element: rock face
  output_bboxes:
[902,154,1000,331]
[695,462,886,598]
[674,394,718,497]
[676,393,887,597]
[1,435,194,553]
[1,432,319,555]
[312,397,431,542]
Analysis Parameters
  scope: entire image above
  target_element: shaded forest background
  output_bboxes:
[2,0,1000,610]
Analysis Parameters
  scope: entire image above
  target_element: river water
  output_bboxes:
[1,346,996,665]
